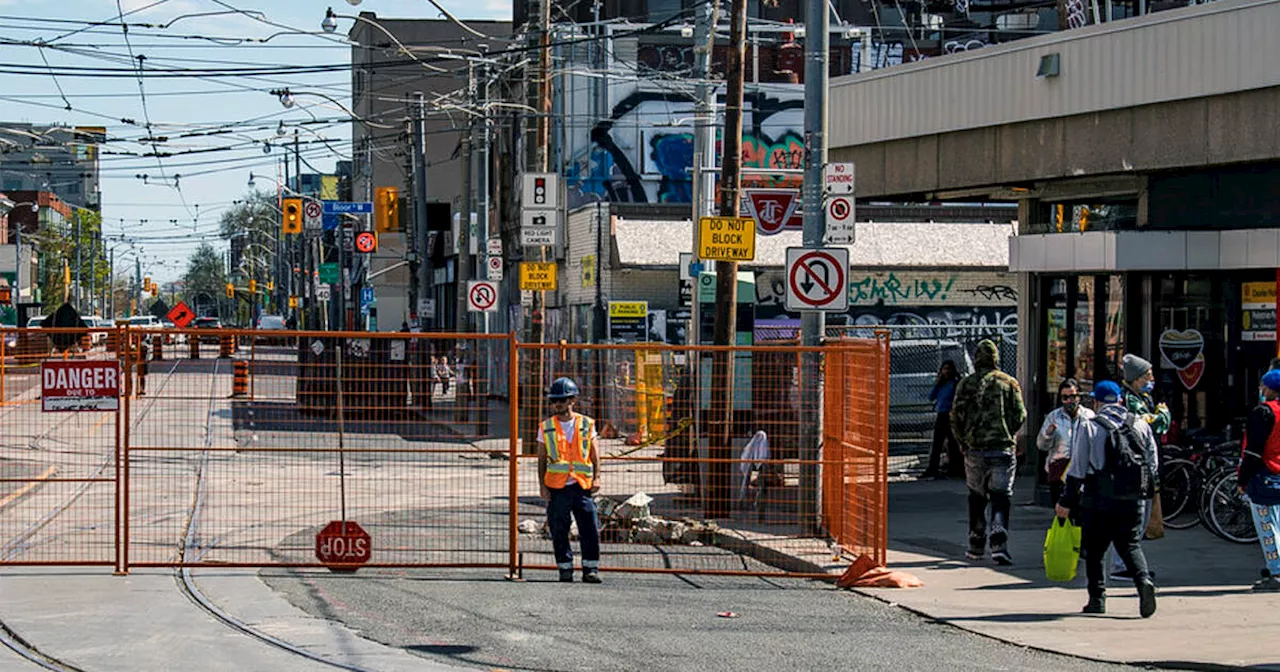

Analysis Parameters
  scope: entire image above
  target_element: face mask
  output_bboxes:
[1261,391,1268,405]
[1063,401,1079,414]
[1142,381,1155,393]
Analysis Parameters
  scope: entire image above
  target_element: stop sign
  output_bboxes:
[315,520,371,571]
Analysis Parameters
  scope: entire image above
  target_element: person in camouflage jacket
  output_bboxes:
[951,339,1027,564]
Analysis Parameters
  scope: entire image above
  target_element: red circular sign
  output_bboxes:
[304,201,322,219]
[788,250,846,307]
[469,282,497,311]
[827,197,851,221]
[354,231,377,253]
[315,520,371,571]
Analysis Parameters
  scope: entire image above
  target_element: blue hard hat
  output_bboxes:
[548,377,580,400]
[1262,369,1280,393]
[1092,380,1123,404]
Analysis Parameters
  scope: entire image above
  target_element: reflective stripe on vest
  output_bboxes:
[543,414,595,489]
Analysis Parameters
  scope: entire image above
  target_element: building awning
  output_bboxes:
[1009,230,1280,272]
[613,218,1013,269]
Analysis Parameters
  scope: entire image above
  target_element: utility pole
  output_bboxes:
[412,92,431,333]
[707,0,749,519]
[518,0,553,455]
[799,0,830,533]
[691,0,719,349]
[134,257,142,317]
[73,212,81,311]
[459,70,475,333]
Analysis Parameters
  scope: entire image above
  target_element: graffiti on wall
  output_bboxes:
[565,91,804,207]
[754,270,1018,308]
[848,308,1020,344]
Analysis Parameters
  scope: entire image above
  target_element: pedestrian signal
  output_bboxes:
[282,198,303,235]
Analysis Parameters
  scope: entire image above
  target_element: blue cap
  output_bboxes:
[1092,380,1123,404]
[1263,370,1280,393]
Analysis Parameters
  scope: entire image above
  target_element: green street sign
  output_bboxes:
[319,262,340,285]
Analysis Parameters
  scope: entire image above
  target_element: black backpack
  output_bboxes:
[1093,413,1156,501]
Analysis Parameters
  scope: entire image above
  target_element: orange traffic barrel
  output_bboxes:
[189,337,200,360]
[153,338,164,361]
[232,360,249,397]
[219,334,234,358]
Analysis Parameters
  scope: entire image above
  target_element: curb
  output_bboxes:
[710,530,841,579]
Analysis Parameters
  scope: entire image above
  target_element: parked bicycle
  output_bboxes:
[1159,429,1256,544]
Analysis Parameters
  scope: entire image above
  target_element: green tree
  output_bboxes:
[181,243,227,318]
[35,208,108,314]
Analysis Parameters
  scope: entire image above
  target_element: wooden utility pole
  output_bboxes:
[707,0,748,519]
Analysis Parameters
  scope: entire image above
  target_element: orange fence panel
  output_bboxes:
[2,326,888,578]
[0,326,122,567]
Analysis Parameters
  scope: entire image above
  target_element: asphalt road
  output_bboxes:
[261,568,1133,672]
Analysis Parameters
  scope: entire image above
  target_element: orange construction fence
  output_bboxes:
[0,327,889,579]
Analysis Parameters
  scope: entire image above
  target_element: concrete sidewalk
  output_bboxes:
[853,478,1279,670]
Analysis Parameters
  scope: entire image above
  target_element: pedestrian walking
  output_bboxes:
[1111,353,1170,579]
[952,339,1026,565]
[1037,378,1095,504]
[437,355,452,396]
[1238,369,1280,592]
[1056,380,1158,617]
[922,360,962,479]
[537,376,602,584]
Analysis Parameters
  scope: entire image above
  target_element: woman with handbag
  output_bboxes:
[1037,379,1094,505]
[1239,369,1280,592]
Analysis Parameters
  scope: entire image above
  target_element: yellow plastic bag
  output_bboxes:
[1043,516,1082,582]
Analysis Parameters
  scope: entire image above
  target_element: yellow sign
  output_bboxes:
[609,301,648,318]
[581,255,596,288]
[697,216,755,261]
[1243,281,1276,306]
[519,262,557,291]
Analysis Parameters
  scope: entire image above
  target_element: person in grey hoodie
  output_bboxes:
[1056,380,1158,618]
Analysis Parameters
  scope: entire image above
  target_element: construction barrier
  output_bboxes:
[0,328,889,579]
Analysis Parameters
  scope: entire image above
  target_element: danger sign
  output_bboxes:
[697,216,756,261]
[41,360,120,412]
[785,247,849,312]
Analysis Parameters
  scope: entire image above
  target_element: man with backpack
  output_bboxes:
[1055,380,1158,618]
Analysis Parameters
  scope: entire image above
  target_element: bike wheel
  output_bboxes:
[1206,472,1258,544]
[1159,458,1198,528]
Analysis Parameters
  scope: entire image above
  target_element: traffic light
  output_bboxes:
[375,186,400,232]
[149,283,158,297]
[249,279,258,294]
[144,276,151,289]
[282,198,302,235]
[267,280,274,292]
[226,283,235,299]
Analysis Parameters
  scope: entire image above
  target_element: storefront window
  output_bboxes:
[1075,277,1095,391]
[1103,276,1125,382]
[1045,279,1068,398]
[1155,275,1223,434]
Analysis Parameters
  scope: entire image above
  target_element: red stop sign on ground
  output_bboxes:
[315,520,371,571]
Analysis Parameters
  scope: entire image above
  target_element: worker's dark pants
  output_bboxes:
[548,482,600,571]
[1081,501,1151,598]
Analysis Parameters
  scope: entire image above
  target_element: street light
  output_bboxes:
[322,8,339,33]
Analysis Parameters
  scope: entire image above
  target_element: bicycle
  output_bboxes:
[1159,434,1241,530]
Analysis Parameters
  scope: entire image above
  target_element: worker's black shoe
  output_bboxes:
[1137,579,1157,618]
[582,571,602,584]
[1082,596,1106,614]
[559,569,574,583]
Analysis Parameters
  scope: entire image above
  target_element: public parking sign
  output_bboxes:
[785,247,849,312]
[41,360,120,412]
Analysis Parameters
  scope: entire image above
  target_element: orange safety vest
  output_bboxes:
[543,413,596,490]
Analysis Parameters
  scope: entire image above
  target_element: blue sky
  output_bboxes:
[1,0,509,283]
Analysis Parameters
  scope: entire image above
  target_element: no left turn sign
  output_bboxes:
[785,247,849,312]
[467,280,499,312]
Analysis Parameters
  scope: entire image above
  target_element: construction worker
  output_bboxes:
[537,376,602,584]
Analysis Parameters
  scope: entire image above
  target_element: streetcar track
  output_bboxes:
[2,348,386,670]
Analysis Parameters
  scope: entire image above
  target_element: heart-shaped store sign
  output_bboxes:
[1159,329,1205,389]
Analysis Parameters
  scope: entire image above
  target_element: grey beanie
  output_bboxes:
[1122,354,1152,383]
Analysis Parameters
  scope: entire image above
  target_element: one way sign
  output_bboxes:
[785,247,849,312]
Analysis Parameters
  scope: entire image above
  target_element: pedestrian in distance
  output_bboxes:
[436,355,452,396]
[1037,378,1095,505]
[922,360,962,480]
[952,339,1027,565]
[1112,353,1170,579]
[1056,380,1158,618]
[538,376,603,584]
[1238,369,1280,592]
